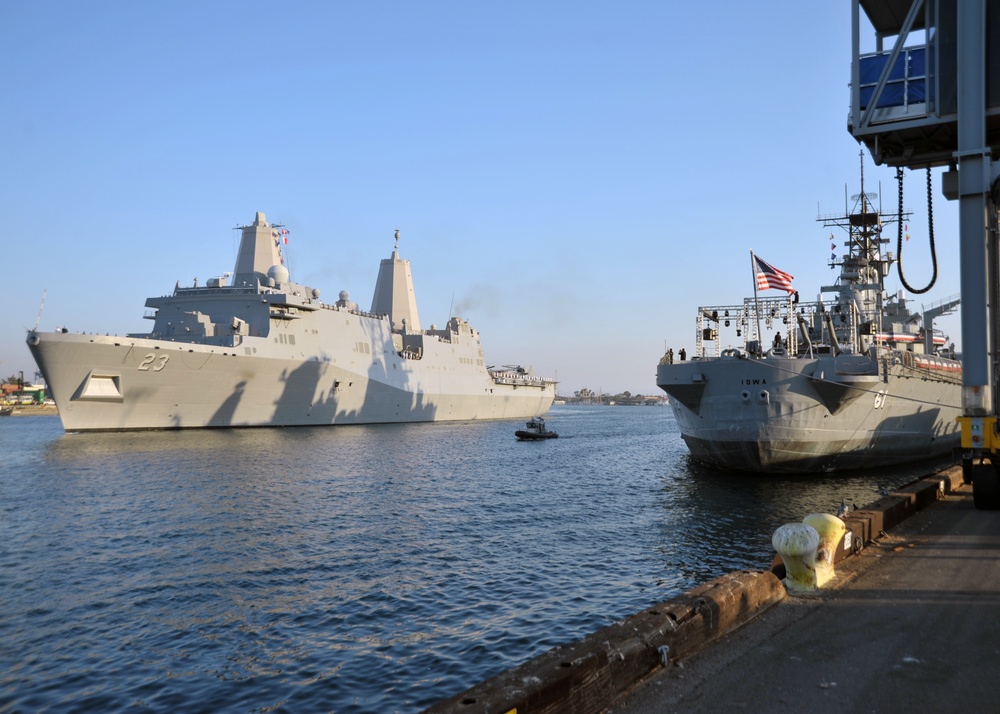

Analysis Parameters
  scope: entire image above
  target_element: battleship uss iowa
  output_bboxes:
[28,213,555,431]
[657,178,962,474]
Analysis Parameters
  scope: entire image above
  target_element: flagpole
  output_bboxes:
[750,249,762,346]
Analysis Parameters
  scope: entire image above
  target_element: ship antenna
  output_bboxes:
[394,229,400,252]
[33,289,46,331]
[858,149,868,236]
[859,149,865,197]
[858,149,867,215]
[859,150,869,256]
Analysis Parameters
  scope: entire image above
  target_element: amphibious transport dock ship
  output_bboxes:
[657,172,962,473]
[28,213,555,431]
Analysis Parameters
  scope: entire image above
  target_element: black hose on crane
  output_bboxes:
[895,166,938,294]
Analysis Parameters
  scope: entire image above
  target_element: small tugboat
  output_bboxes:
[515,416,558,440]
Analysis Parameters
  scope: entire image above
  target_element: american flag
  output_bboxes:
[754,255,795,293]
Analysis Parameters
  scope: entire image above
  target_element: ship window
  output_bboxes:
[289,335,296,345]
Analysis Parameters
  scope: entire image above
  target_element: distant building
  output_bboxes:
[1,381,47,404]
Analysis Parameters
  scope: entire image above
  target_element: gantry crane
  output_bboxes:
[849,0,1000,508]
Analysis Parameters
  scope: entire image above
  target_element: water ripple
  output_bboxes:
[0,409,951,712]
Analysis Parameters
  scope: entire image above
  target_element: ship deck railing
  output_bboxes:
[694,296,864,359]
[312,302,388,321]
[489,371,549,387]
[897,349,963,384]
[172,286,259,297]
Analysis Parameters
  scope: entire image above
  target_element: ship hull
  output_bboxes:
[658,353,962,474]
[29,332,554,432]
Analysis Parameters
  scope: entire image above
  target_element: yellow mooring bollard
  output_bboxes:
[771,523,820,592]
[802,513,847,588]
[772,513,848,593]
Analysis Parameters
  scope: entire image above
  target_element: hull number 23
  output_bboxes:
[138,353,170,372]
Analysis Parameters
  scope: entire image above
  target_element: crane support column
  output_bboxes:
[956,0,992,417]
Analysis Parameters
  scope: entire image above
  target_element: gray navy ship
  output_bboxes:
[28,213,555,431]
[657,170,962,473]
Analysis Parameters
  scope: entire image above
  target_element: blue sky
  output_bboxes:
[1,1,961,395]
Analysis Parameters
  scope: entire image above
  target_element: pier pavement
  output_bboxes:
[611,480,1000,713]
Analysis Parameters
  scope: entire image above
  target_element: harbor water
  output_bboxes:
[0,406,952,712]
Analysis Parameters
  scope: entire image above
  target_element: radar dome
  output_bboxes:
[339,290,350,301]
[267,264,289,285]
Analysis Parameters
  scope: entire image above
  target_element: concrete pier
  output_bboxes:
[613,471,1000,713]
[427,465,1000,713]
